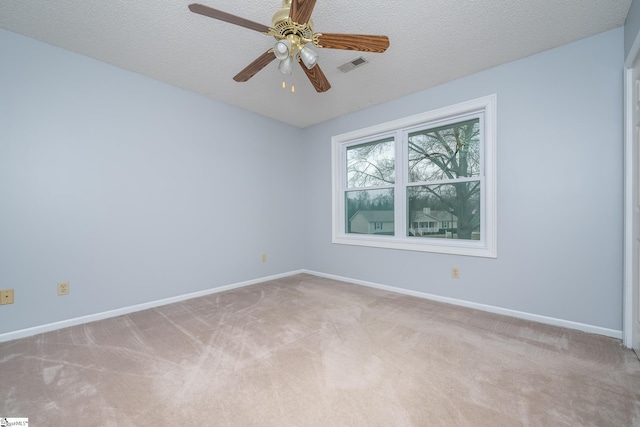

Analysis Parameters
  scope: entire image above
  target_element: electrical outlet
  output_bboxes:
[0,289,14,305]
[58,281,69,296]
[261,253,267,263]
[451,267,460,279]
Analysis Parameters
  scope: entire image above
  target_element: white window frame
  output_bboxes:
[331,94,497,258]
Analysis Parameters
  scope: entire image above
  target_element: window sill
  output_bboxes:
[333,234,497,258]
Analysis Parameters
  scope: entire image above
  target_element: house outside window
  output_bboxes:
[332,95,497,257]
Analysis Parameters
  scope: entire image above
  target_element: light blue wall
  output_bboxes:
[303,28,624,331]
[0,26,626,335]
[0,29,305,333]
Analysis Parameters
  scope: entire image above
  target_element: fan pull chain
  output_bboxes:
[281,73,295,94]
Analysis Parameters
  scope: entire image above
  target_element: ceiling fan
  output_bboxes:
[188,0,390,93]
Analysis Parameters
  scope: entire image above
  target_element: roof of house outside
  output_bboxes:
[413,210,458,222]
[350,210,394,223]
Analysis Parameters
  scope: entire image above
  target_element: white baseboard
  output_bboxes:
[301,270,623,340]
[0,268,622,342]
[0,270,305,343]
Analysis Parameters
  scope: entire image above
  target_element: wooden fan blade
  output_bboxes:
[233,51,276,82]
[189,4,270,33]
[299,61,331,93]
[315,33,390,53]
[289,0,317,24]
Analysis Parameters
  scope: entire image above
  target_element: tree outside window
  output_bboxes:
[407,118,481,240]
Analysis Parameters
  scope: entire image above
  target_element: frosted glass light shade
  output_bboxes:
[278,57,293,75]
[299,46,318,69]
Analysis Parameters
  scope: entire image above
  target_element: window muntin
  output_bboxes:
[332,95,496,258]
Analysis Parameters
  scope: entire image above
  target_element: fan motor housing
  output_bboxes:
[271,1,314,39]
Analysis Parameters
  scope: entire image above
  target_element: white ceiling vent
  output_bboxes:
[338,56,369,73]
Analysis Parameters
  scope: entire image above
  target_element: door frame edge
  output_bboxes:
[623,65,633,348]
[623,32,640,348]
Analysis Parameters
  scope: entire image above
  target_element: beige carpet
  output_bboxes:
[1,273,639,426]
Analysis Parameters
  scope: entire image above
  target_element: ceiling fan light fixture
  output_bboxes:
[299,45,318,69]
[188,2,390,93]
[274,39,291,60]
[278,56,293,75]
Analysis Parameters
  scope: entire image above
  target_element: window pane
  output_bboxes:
[346,189,394,235]
[408,118,480,182]
[407,183,480,240]
[347,137,395,188]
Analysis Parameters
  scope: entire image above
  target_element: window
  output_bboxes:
[332,95,497,257]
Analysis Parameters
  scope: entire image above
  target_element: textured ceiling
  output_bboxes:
[0,0,632,128]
